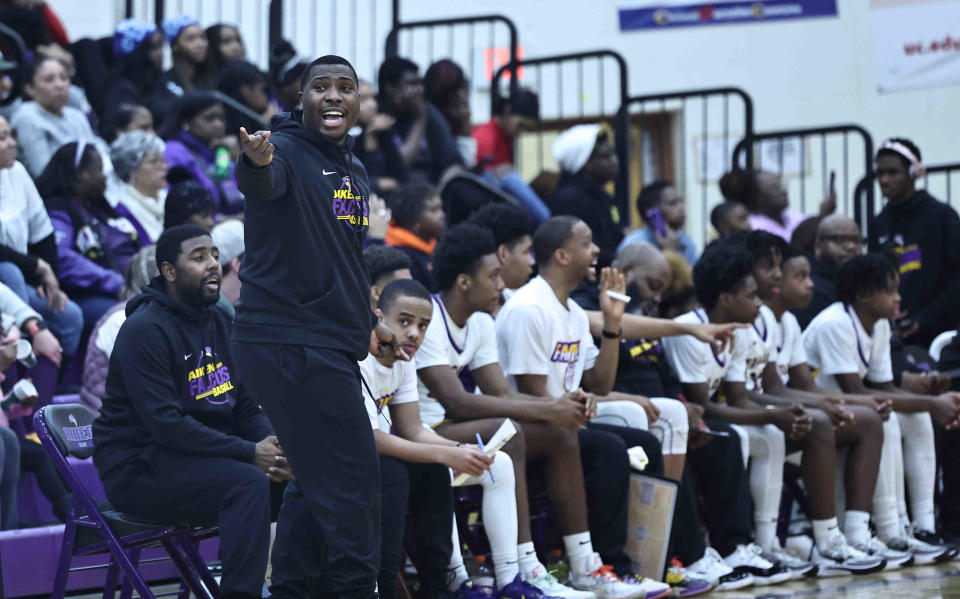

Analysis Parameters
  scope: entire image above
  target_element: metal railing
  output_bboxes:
[0,23,27,107]
[732,124,874,232]
[210,90,268,132]
[491,50,629,213]
[618,87,753,243]
[384,15,519,120]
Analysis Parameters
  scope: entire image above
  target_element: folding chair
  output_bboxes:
[34,404,221,599]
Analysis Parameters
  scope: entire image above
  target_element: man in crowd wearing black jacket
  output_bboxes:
[792,215,862,329]
[232,55,403,599]
[869,138,960,347]
[550,124,624,270]
[93,225,290,599]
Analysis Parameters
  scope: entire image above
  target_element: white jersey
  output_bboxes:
[772,309,807,385]
[495,276,599,397]
[415,296,500,427]
[802,302,893,392]
[736,307,779,392]
[359,353,418,431]
[663,308,742,401]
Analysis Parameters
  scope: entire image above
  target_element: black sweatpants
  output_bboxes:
[19,436,72,520]
[271,457,454,599]
[940,428,960,535]
[233,342,380,599]
[686,420,754,557]
[581,423,664,575]
[100,450,271,599]
[381,459,455,599]
[938,344,960,535]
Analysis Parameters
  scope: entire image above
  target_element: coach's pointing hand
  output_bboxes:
[240,127,274,167]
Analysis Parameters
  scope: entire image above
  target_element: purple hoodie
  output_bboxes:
[48,198,143,296]
[164,131,244,214]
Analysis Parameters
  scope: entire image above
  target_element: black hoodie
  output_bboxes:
[869,189,960,344]
[234,110,376,360]
[549,172,624,270]
[93,278,273,477]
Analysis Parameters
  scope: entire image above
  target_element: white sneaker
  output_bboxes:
[722,544,792,586]
[687,548,753,591]
[762,544,818,579]
[812,533,886,577]
[568,553,670,599]
[853,537,913,570]
[882,533,956,565]
[525,565,596,599]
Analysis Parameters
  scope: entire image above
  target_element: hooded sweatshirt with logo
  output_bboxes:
[869,189,960,344]
[93,278,273,477]
[234,110,376,360]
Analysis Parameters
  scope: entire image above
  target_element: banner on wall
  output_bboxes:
[871,0,960,93]
[618,0,837,31]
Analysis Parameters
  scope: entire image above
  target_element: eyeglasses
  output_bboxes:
[820,235,862,245]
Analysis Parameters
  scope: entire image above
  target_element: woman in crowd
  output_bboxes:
[0,115,80,367]
[217,60,277,136]
[81,244,157,413]
[10,56,108,177]
[205,24,245,80]
[38,143,144,336]
[109,131,168,243]
[106,19,181,125]
[161,92,242,215]
[99,103,155,144]
[719,168,835,242]
[164,16,210,93]
[352,80,406,195]
[423,59,475,168]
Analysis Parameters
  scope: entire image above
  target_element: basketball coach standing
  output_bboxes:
[232,55,405,599]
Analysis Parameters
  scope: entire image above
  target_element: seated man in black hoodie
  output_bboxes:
[792,214,862,329]
[869,138,960,347]
[93,225,290,599]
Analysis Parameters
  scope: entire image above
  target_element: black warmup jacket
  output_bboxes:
[234,110,377,360]
[869,190,960,345]
[93,279,273,477]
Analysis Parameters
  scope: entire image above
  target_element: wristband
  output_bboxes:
[25,320,46,337]
[601,328,621,340]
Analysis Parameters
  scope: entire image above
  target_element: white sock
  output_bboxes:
[517,542,540,578]
[898,412,937,533]
[743,424,786,553]
[873,417,903,541]
[482,453,521,586]
[812,517,840,550]
[564,532,597,578]
[447,562,469,591]
[446,517,469,591]
[754,519,778,553]
[842,511,871,547]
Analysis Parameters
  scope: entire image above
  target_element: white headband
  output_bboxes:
[880,140,926,178]
[74,140,87,167]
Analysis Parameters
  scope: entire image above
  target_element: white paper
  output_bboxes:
[451,419,517,486]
